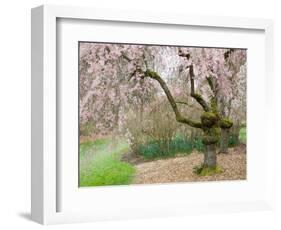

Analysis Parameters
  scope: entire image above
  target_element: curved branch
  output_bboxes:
[144,69,202,129]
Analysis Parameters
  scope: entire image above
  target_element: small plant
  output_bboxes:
[193,164,223,176]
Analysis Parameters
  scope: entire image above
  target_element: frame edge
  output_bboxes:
[31,5,44,225]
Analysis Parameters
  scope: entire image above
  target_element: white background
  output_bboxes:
[0,0,280,229]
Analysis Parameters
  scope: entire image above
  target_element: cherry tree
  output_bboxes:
[124,46,246,170]
[176,47,246,153]
[79,43,159,136]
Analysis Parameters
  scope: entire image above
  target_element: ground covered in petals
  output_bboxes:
[132,145,246,184]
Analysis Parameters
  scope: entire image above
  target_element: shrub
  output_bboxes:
[126,99,179,154]
[137,136,204,159]
[80,121,96,136]
[126,98,205,159]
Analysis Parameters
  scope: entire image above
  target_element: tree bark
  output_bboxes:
[204,144,217,168]
[219,128,230,153]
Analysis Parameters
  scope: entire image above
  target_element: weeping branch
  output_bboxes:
[144,69,202,129]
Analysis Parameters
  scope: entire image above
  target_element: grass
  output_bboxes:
[79,138,135,187]
[79,138,110,157]
[239,127,246,144]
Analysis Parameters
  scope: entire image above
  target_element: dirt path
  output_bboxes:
[133,145,246,184]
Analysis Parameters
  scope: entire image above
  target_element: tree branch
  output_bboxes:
[121,52,132,62]
[144,69,202,129]
[206,76,215,94]
[189,65,210,112]
[175,101,189,106]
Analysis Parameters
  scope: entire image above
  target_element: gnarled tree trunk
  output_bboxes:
[204,144,217,168]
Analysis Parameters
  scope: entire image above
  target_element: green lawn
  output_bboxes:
[79,137,135,187]
[239,127,247,144]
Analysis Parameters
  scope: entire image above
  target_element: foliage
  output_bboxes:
[79,43,159,136]
[79,43,247,139]
[79,138,135,186]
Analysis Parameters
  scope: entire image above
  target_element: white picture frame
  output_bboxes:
[31,4,274,225]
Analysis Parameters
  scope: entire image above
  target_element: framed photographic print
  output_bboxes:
[31,5,274,224]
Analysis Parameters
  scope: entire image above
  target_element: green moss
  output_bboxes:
[210,97,218,114]
[145,69,159,79]
[206,76,214,91]
[219,118,233,129]
[202,135,219,145]
[191,93,206,106]
[193,93,203,100]
[193,164,223,176]
[200,112,218,127]
[202,126,220,145]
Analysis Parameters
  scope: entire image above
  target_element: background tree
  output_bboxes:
[177,47,246,153]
